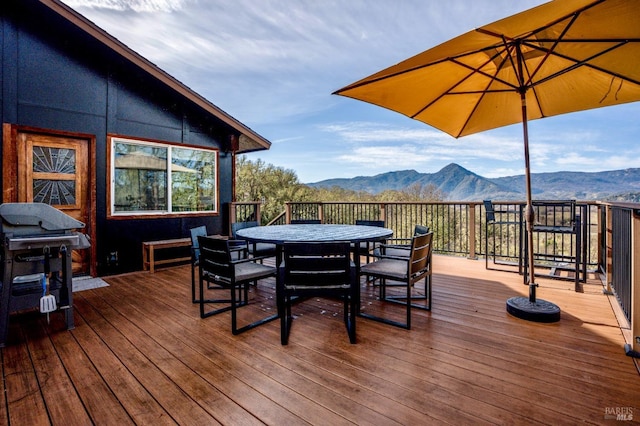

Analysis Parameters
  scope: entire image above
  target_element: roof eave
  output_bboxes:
[39,0,271,153]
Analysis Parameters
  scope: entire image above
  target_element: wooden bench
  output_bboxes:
[142,238,192,273]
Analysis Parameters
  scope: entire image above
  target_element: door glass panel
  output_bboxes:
[32,146,77,206]
[33,146,76,173]
[33,179,76,205]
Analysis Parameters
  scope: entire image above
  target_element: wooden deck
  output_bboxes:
[2,255,639,425]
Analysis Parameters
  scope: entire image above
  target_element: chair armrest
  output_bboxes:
[228,239,249,259]
[245,254,274,263]
[370,252,411,262]
[383,238,411,246]
[231,256,268,265]
[381,243,411,250]
[376,242,411,255]
[228,239,248,249]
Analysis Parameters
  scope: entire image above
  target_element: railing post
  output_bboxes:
[606,204,613,294]
[255,202,261,225]
[628,209,640,356]
[285,202,291,224]
[379,203,386,223]
[318,203,324,223]
[468,203,477,259]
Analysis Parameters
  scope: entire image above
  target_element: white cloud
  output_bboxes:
[323,121,526,166]
[62,0,189,12]
[60,0,640,182]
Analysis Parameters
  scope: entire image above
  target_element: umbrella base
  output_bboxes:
[506,296,560,323]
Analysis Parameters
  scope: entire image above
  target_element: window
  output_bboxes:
[110,137,217,216]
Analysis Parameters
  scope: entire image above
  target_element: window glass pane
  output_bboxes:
[171,147,216,212]
[113,142,167,212]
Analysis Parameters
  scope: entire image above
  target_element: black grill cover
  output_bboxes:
[0,203,84,236]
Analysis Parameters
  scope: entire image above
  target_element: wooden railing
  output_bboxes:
[230,200,640,355]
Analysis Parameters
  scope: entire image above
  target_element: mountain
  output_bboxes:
[307,163,640,201]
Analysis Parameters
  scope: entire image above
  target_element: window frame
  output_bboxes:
[107,135,219,218]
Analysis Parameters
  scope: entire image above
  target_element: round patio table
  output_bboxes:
[236,223,393,283]
[235,224,393,248]
[236,223,394,326]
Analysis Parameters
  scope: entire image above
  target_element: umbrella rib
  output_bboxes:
[524,10,578,88]
[334,37,519,94]
[452,43,516,135]
[476,0,604,46]
[332,55,456,94]
[335,0,611,95]
[516,11,578,113]
[410,44,516,125]
[523,40,640,88]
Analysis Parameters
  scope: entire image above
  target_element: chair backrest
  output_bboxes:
[198,236,234,281]
[413,224,430,236]
[231,220,259,239]
[408,232,433,278]
[290,219,321,224]
[483,200,496,223]
[356,219,385,227]
[190,225,208,259]
[282,241,352,290]
[532,199,576,228]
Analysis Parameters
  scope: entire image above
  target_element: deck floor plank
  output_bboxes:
[20,314,94,425]
[69,308,176,425]
[79,282,303,425]
[3,323,50,425]
[91,274,353,425]
[47,314,135,425]
[1,255,639,425]
[73,296,218,425]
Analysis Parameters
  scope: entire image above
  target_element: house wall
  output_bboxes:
[1,1,238,275]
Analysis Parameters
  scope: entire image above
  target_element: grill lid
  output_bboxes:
[0,203,85,233]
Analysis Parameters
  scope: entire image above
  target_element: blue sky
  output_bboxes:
[62,0,640,183]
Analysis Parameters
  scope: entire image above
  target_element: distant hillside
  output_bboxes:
[307,163,640,201]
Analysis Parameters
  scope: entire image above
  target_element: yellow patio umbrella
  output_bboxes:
[334,0,640,322]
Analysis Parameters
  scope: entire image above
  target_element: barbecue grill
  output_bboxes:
[0,203,90,347]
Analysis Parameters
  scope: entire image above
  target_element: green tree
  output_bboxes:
[236,156,312,224]
[236,156,444,224]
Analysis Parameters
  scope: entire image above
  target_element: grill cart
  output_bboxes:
[0,203,90,347]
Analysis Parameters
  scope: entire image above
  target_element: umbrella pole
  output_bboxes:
[520,92,537,303]
[505,91,560,322]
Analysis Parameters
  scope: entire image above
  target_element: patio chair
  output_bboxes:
[191,226,245,302]
[197,236,278,335]
[290,219,321,224]
[190,225,208,303]
[278,241,357,345]
[360,232,433,329]
[353,219,386,264]
[483,200,520,271]
[231,220,277,260]
[374,224,430,258]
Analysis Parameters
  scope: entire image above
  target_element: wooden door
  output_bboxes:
[17,132,90,275]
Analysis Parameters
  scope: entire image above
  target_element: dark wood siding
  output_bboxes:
[2,0,240,275]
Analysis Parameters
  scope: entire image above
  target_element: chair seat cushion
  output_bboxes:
[360,258,407,281]
[235,262,276,282]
